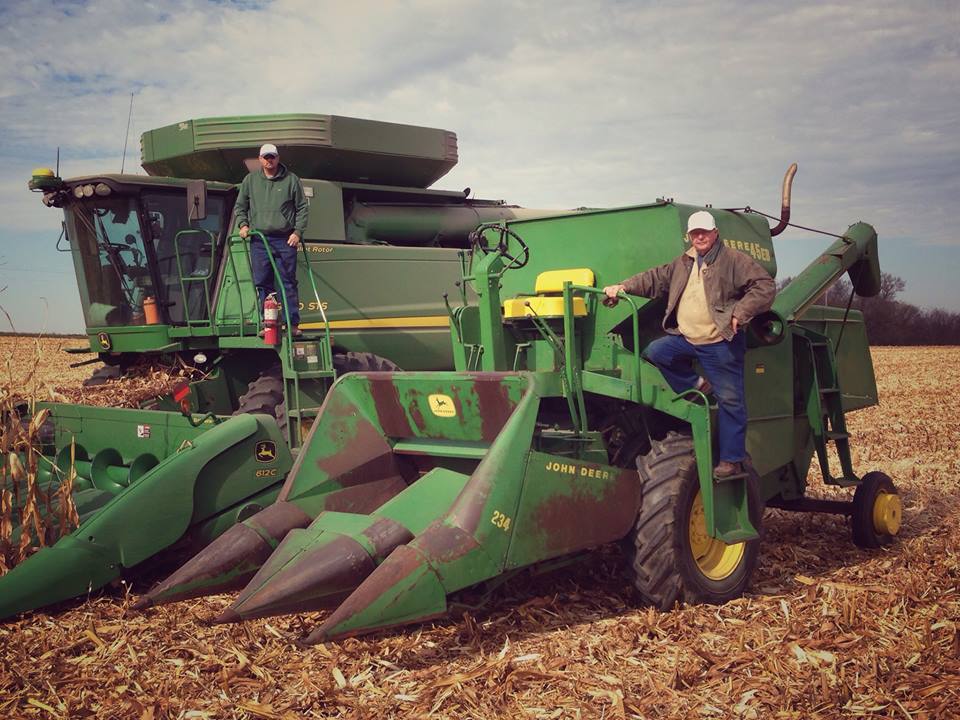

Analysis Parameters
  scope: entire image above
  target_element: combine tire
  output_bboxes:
[82,365,121,387]
[851,471,901,548]
[626,431,761,609]
[333,351,400,374]
[233,354,399,436]
[234,365,286,434]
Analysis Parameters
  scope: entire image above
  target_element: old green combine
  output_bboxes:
[124,172,899,641]
[1,114,574,618]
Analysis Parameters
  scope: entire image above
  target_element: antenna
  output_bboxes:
[120,92,134,174]
[56,147,60,176]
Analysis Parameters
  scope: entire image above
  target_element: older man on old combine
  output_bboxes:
[603,211,775,477]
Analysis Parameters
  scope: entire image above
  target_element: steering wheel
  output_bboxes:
[469,223,529,269]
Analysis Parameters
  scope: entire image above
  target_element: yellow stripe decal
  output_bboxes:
[300,315,450,330]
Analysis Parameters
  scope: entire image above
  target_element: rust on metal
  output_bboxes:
[305,543,438,644]
[530,468,642,559]
[412,521,481,564]
[313,416,399,487]
[133,502,312,608]
[228,534,378,620]
[367,375,414,437]
[361,517,415,562]
[320,475,408,514]
[471,374,520,442]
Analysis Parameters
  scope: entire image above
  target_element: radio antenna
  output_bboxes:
[120,92,134,174]
[56,147,60,176]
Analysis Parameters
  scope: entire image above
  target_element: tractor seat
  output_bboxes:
[502,268,595,319]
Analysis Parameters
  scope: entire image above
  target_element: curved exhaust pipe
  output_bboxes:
[769,163,798,237]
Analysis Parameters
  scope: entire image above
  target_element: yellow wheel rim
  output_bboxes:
[872,492,902,536]
[688,491,746,581]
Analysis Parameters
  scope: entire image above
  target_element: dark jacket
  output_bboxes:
[235,163,309,236]
[621,242,776,341]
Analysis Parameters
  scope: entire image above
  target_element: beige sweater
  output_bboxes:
[676,247,723,344]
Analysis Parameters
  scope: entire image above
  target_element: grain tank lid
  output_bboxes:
[140,113,459,188]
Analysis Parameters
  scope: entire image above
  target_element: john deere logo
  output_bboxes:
[97,332,111,350]
[255,441,277,463]
[428,394,456,418]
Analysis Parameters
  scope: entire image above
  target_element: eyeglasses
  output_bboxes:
[261,154,277,160]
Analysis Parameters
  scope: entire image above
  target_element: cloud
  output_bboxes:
[0,0,958,332]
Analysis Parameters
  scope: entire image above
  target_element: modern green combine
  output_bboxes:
[1,114,576,617]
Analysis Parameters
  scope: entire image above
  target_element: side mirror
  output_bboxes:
[186,179,207,221]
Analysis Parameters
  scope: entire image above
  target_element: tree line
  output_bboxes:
[776,272,960,345]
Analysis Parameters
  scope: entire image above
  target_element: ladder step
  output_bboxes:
[825,431,850,441]
[819,387,840,394]
[287,370,335,380]
[392,438,489,460]
[287,408,321,419]
[713,470,749,483]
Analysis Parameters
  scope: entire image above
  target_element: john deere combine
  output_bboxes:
[2,154,900,631]
[126,171,899,641]
[1,114,575,617]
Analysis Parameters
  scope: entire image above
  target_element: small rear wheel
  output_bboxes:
[851,471,901,548]
[626,431,761,609]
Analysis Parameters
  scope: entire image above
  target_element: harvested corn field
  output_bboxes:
[1,345,958,719]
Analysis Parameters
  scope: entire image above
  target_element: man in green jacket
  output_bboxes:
[602,211,775,477]
[236,143,309,335]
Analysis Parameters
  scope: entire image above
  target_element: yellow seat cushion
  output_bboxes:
[534,268,595,294]
[503,296,588,319]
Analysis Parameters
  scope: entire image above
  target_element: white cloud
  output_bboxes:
[0,0,958,331]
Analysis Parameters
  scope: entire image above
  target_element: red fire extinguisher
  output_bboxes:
[263,293,280,345]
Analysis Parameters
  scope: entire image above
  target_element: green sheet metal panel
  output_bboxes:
[140,114,458,187]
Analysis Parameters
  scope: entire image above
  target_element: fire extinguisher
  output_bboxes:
[263,293,280,345]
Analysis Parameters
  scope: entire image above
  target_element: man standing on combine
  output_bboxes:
[236,143,309,336]
[602,211,775,477]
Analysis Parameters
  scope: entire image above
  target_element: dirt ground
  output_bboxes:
[1,344,958,719]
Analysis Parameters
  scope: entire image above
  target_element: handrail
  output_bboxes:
[173,228,217,328]
[569,285,642,391]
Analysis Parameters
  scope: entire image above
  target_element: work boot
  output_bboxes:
[714,461,743,478]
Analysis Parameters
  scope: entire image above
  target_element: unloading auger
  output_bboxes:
[140,175,900,643]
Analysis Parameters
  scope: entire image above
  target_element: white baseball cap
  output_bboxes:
[259,143,279,157]
[687,210,717,232]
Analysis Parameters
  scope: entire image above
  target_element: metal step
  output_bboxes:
[392,438,489,460]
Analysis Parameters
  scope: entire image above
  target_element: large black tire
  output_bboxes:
[851,471,901,548]
[232,354,400,437]
[233,364,286,435]
[333,351,401,374]
[626,431,761,610]
[82,365,122,387]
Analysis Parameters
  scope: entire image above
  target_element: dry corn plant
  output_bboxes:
[0,331,207,575]
[0,335,80,575]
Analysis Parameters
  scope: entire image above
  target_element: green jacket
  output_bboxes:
[621,241,775,342]
[234,164,309,236]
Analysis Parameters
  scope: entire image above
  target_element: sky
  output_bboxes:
[1,0,958,333]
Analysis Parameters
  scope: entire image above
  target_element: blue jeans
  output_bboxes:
[250,233,300,326]
[644,332,748,463]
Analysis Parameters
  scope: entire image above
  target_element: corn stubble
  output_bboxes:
[0,343,957,719]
